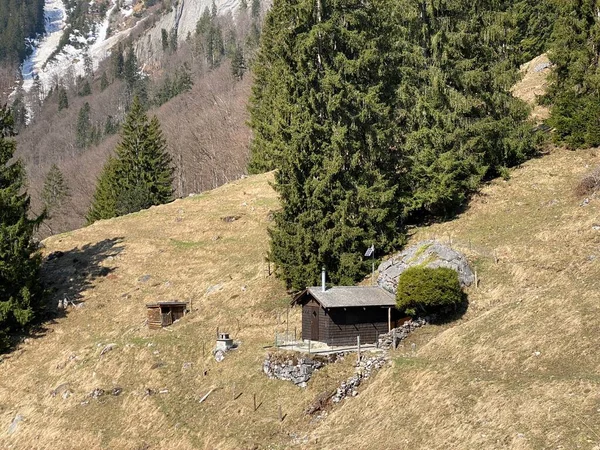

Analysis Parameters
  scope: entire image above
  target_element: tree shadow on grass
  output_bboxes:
[427,294,470,326]
[2,237,125,354]
[41,237,125,315]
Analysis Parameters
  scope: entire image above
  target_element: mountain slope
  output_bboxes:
[2,145,600,449]
[312,147,600,449]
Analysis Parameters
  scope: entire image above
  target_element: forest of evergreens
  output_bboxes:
[249,0,592,290]
[0,0,45,63]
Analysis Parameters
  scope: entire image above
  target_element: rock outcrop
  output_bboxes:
[377,240,474,293]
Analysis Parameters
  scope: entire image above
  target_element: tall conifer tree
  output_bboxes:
[251,0,404,289]
[87,97,174,223]
[0,106,43,349]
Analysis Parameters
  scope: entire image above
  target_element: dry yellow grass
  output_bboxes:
[310,148,600,450]
[511,53,552,123]
[3,148,600,450]
[3,56,600,448]
[0,172,358,450]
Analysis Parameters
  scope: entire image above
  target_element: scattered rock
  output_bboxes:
[144,388,154,396]
[150,362,165,369]
[534,62,551,72]
[592,224,600,231]
[112,387,123,396]
[138,275,152,283]
[222,215,241,223]
[89,388,105,399]
[581,198,590,207]
[159,389,169,394]
[378,240,474,293]
[8,414,24,435]
[182,362,192,370]
[47,251,64,261]
[206,284,223,295]
[332,354,388,403]
[50,383,71,397]
[100,343,117,356]
[211,235,221,241]
[214,350,225,362]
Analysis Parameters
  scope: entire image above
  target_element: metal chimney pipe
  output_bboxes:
[321,267,326,292]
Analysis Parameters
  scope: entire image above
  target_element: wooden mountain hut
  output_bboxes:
[146,302,188,329]
[291,286,409,346]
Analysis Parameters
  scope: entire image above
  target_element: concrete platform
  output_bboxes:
[276,340,383,355]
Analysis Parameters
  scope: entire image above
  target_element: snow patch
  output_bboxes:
[21,0,67,92]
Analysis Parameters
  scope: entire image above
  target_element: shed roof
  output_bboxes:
[146,301,188,308]
[292,286,395,309]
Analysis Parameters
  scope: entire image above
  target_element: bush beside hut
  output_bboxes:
[396,266,464,316]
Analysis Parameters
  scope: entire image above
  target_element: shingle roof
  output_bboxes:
[293,286,396,308]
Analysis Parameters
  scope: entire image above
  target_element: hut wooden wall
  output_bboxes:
[323,308,388,345]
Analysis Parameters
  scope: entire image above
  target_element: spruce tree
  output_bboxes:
[161,28,169,52]
[42,164,69,216]
[123,46,139,89]
[79,79,92,96]
[0,106,43,350]
[100,72,109,91]
[391,0,539,220]
[251,0,260,19]
[251,0,404,289]
[76,102,92,149]
[87,97,174,223]
[58,87,68,111]
[545,0,600,148]
[111,43,124,80]
[230,46,246,81]
[87,156,119,223]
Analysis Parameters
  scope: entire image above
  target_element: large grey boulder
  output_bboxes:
[377,240,474,293]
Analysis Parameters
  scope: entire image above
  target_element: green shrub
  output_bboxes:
[396,267,463,316]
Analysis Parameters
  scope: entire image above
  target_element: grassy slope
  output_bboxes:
[312,147,600,449]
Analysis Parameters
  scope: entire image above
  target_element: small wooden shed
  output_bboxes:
[146,302,188,329]
[291,286,409,346]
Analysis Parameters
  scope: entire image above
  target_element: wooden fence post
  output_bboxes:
[357,335,361,363]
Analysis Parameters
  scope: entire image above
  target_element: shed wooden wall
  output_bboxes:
[147,307,163,330]
[171,306,186,321]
